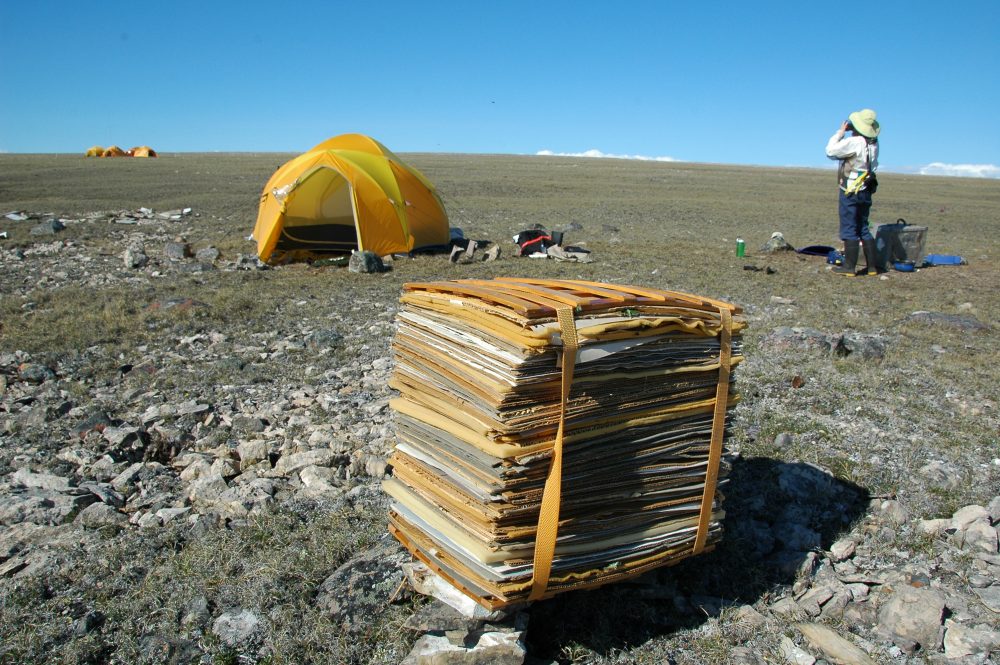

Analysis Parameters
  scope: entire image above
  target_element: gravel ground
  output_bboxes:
[1,153,998,664]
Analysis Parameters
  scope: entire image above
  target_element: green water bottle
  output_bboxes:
[736,238,746,257]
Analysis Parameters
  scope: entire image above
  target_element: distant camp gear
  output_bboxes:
[797,245,836,257]
[922,254,967,267]
[513,229,562,256]
[874,219,928,272]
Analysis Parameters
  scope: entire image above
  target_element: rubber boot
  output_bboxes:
[859,238,878,276]
[832,241,859,275]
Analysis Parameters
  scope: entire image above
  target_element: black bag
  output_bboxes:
[864,140,878,194]
[867,171,878,194]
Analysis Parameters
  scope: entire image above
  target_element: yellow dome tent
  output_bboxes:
[85,146,104,157]
[130,146,157,157]
[253,134,449,263]
[102,145,127,157]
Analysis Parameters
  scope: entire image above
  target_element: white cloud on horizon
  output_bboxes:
[917,162,1000,179]
[536,149,676,162]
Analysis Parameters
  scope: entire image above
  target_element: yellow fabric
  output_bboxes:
[101,146,126,157]
[693,307,732,554]
[253,133,449,263]
[529,307,579,600]
[130,146,157,157]
[85,146,103,157]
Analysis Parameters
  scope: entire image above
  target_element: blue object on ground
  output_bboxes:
[922,254,966,267]
[894,261,916,272]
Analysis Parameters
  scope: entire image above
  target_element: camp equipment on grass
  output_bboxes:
[85,146,104,157]
[385,278,745,609]
[922,254,966,267]
[129,146,157,157]
[101,145,127,157]
[253,134,449,264]
[875,219,927,272]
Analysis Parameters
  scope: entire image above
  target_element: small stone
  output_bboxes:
[968,574,992,589]
[797,586,834,617]
[770,597,807,619]
[953,505,990,530]
[774,432,793,447]
[195,247,220,262]
[733,604,767,630]
[163,242,192,260]
[12,468,73,492]
[237,440,270,470]
[212,609,262,648]
[123,247,148,269]
[400,629,526,665]
[943,619,1000,661]
[155,507,191,524]
[796,622,875,665]
[964,522,999,553]
[918,461,963,491]
[188,474,229,506]
[917,518,952,537]
[76,502,128,529]
[273,449,336,476]
[880,500,909,525]
[760,231,794,253]
[877,585,945,651]
[830,537,857,562]
[986,496,1000,523]
[779,636,816,665]
[30,219,65,235]
[845,583,870,601]
[972,585,1000,613]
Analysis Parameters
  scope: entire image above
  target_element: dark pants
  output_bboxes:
[838,189,874,241]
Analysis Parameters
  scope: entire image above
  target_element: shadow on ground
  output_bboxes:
[526,456,869,660]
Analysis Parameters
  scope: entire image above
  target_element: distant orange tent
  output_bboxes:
[85,146,104,157]
[101,146,127,157]
[129,146,157,158]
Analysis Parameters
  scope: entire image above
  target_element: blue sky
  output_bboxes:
[1,1,998,177]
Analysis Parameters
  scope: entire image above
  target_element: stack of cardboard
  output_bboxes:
[384,278,744,609]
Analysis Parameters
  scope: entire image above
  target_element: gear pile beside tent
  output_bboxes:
[385,278,745,609]
[252,134,450,264]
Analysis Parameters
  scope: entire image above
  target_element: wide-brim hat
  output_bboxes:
[849,109,880,138]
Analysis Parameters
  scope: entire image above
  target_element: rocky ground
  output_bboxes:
[1,155,999,664]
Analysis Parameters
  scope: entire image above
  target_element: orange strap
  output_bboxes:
[693,307,732,554]
[529,306,579,600]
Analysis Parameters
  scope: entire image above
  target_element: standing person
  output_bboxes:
[826,109,880,275]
